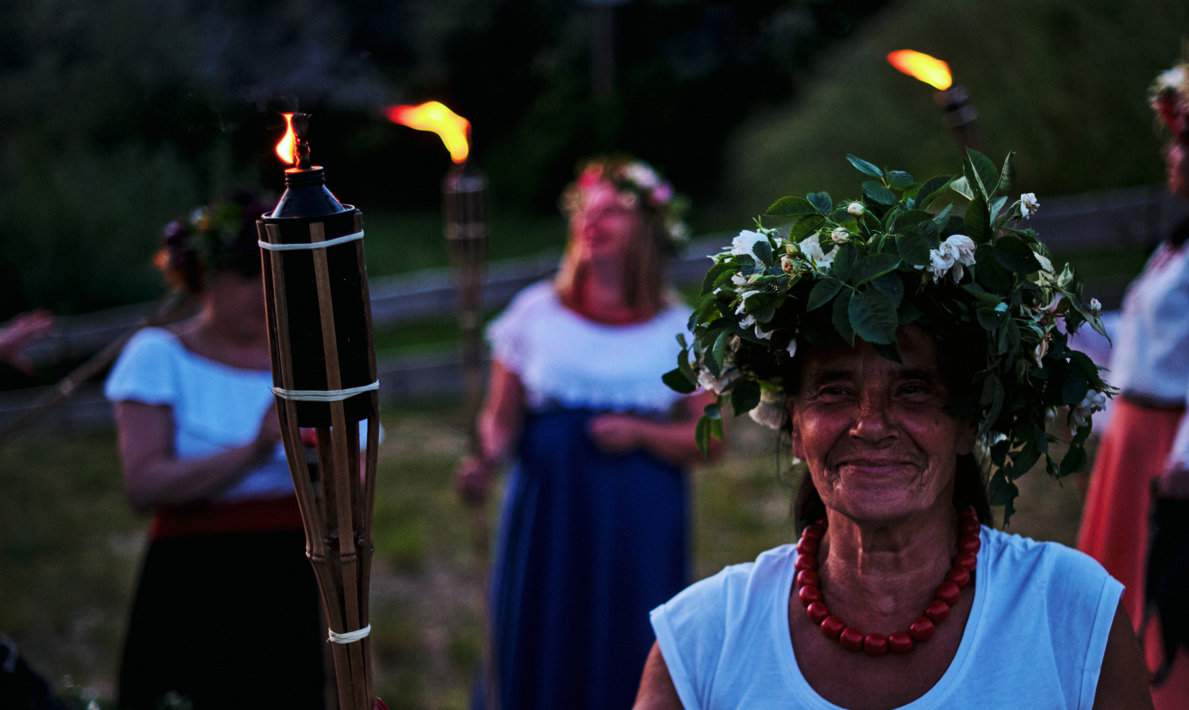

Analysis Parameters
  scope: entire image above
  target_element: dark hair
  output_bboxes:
[787,319,994,531]
[154,191,269,294]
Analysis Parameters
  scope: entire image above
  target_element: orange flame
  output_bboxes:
[887,50,953,91]
[386,101,471,164]
[275,112,298,165]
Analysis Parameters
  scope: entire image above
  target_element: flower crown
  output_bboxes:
[561,156,691,250]
[1152,60,1189,139]
[664,150,1112,520]
[155,198,261,289]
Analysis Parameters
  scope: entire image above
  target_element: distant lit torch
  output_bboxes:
[887,49,978,148]
[385,100,495,708]
[258,113,384,710]
[385,101,488,441]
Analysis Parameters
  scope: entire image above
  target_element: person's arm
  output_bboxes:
[1092,605,1154,709]
[588,391,723,466]
[114,401,280,511]
[456,360,526,503]
[634,642,683,709]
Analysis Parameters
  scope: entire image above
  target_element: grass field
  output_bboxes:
[0,405,1090,708]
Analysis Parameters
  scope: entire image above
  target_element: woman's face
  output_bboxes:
[1166,141,1189,198]
[789,326,974,525]
[206,271,266,340]
[570,180,644,263]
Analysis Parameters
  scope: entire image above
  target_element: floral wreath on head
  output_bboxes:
[663,150,1112,521]
[155,196,264,289]
[561,156,691,252]
[1151,57,1189,139]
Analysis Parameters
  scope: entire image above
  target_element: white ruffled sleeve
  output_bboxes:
[104,328,181,407]
[485,281,551,375]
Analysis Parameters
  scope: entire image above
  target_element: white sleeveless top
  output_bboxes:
[486,281,691,413]
[105,327,293,501]
[651,527,1122,709]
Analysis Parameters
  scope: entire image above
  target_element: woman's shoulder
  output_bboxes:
[655,544,794,627]
[122,326,184,354]
[105,327,186,404]
[980,527,1120,604]
[504,280,560,315]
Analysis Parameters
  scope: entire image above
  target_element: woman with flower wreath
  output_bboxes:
[1077,59,1189,709]
[635,152,1152,708]
[456,157,714,709]
[106,193,325,709]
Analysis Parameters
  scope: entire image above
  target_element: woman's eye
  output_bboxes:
[897,382,932,398]
[817,385,852,398]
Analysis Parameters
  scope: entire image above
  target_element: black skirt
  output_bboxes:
[117,529,325,710]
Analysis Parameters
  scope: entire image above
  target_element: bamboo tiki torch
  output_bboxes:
[385,100,496,708]
[887,49,979,149]
[257,113,384,710]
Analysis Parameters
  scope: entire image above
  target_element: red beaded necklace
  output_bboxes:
[793,506,981,656]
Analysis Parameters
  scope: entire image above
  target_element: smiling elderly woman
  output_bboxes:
[636,153,1153,709]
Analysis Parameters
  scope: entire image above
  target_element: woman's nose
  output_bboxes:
[849,394,896,444]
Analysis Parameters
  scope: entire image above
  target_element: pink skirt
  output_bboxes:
[1078,396,1188,709]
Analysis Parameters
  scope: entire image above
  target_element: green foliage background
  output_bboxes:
[724,0,1189,215]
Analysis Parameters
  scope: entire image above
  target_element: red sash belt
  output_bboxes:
[151,496,304,539]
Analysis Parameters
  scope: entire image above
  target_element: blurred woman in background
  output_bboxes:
[1077,60,1189,709]
[457,157,715,709]
[105,194,325,709]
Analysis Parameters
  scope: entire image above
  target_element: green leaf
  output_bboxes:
[976,306,1006,331]
[854,252,901,285]
[973,244,1013,293]
[897,231,933,267]
[829,244,858,282]
[807,192,833,215]
[663,367,697,394]
[988,195,1008,225]
[994,236,1040,273]
[832,290,855,345]
[966,148,999,200]
[766,195,815,217]
[886,170,915,189]
[995,152,1015,196]
[980,374,1006,426]
[695,415,713,456]
[848,288,898,345]
[1061,373,1089,406]
[898,300,923,324]
[932,203,954,227]
[949,176,975,201]
[1058,444,1087,477]
[789,215,825,240]
[964,194,989,241]
[915,175,952,208]
[731,379,761,416]
[846,154,884,179]
[701,261,732,294]
[708,330,731,373]
[891,209,933,231]
[988,473,1019,524]
[862,181,897,206]
[753,240,774,265]
[872,272,904,305]
[807,278,844,311]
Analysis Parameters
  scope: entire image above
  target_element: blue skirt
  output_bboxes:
[486,408,689,710]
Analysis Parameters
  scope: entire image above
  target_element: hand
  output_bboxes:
[588,414,643,454]
[0,310,54,373]
[253,404,282,457]
[456,456,494,506]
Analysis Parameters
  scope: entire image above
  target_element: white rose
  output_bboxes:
[786,337,798,359]
[735,289,761,316]
[623,162,660,190]
[780,254,795,274]
[1034,336,1050,366]
[697,367,739,395]
[1070,390,1107,429]
[749,390,787,430]
[739,314,756,329]
[730,230,769,261]
[755,325,774,341]
[730,272,748,287]
[847,202,865,216]
[830,227,851,244]
[1156,66,1186,93]
[927,248,956,283]
[798,235,837,271]
[1020,193,1039,219]
[1089,297,1102,314]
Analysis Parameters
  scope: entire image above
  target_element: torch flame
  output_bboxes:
[275,112,298,165]
[386,101,471,164]
[887,50,953,91]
